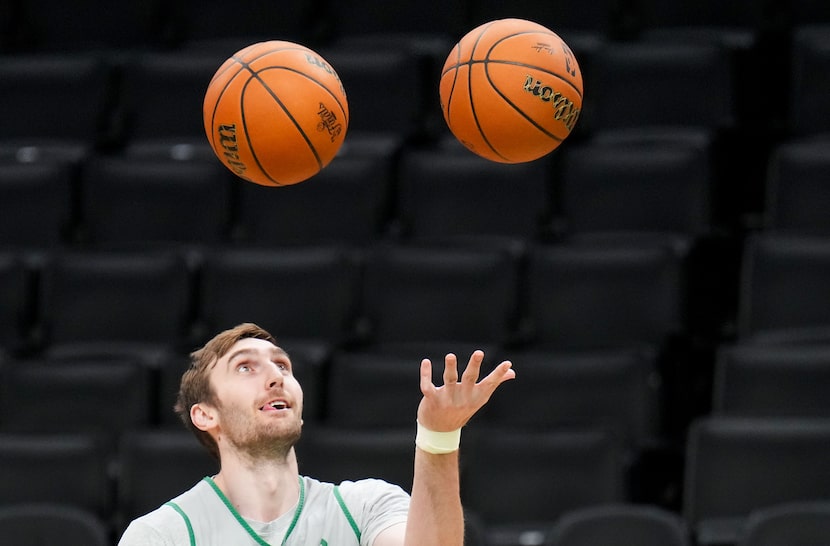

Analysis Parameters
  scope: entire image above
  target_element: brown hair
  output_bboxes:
[174,323,277,460]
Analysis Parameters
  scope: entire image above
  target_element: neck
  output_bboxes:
[213,447,301,522]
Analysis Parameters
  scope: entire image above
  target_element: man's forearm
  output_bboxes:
[404,447,464,546]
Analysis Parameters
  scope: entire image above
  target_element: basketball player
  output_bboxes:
[118,322,515,545]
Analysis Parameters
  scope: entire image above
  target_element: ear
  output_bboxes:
[190,402,218,432]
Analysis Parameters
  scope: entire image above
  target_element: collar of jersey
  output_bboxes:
[204,475,306,546]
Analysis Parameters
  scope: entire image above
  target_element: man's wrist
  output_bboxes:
[415,421,462,454]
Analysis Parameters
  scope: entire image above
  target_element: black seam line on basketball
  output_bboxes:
[468,21,510,161]
[238,76,285,186]
[209,63,251,162]
[443,43,463,136]
[233,56,350,131]
[230,44,312,68]
[483,30,567,143]
[236,67,339,186]
[255,65,349,127]
[251,69,327,186]
[440,28,583,99]
[485,63,565,143]
[443,59,583,100]
[232,49,349,125]
[484,30,583,100]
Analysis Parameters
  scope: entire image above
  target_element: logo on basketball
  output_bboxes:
[217,124,248,177]
[316,102,344,142]
[522,76,581,132]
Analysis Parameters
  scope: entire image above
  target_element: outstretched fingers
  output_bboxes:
[418,350,516,432]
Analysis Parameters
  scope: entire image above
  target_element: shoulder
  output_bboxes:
[300,476,409,513]
[118,505,189,546]
[117,480,212,546]
[333,478,410,522]
[336,478,410,501]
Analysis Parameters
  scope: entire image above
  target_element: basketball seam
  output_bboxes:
[207,64,249,173]
[442,44,462,140]
[243,65,347,186]
[234,45,350,128]
[468,21,509,162]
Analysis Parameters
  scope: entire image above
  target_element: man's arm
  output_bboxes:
[375,350,515,546]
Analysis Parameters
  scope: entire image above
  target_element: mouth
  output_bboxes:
[261,399,290,412]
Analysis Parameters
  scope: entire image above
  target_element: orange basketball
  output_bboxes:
[203,41,349,186]
[439,18,583,163]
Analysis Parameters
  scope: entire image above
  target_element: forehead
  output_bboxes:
[216,337,287,366]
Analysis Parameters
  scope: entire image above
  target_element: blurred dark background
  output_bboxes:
[1,1,830,545]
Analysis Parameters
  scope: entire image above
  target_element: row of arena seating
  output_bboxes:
[2,0,826,51]
[1,26,828,147]
[2,133,830,250]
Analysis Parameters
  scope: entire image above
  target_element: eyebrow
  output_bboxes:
[225,346,290,369]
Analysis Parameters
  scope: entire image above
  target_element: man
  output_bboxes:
[118,322,515,545]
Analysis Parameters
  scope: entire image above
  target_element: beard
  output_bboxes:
[217,402,303,462]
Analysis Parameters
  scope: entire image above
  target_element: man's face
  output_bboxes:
[207,337,304,458]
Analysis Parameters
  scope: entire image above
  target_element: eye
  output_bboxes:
[236,362,253,373]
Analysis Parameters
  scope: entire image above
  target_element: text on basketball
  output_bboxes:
[217,124,248,177]
[316,103,343,142]
[523,76,580,132]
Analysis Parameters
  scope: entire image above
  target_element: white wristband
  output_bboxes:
[415,421,461,454]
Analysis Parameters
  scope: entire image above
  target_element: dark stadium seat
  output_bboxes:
[80,155,233,245]
[713,343,830,418]
[591,41,734,133]
[0,357,153,445]
[736,233,830,343]
[173,0,317,52]
[522,241,685,351]
[0,53,113,160]
[463,427,626,546]
[360,244,520,353]
[683,417,830,546]
[14,0,172,52]
[789,26,830,137]
[764,137,830,233]
[0,503,111,546]
[116,51,227,156]
[0,432,111,520]
[738,501,830,546]
[0,161,74,248]
[558,138,712,241]
[396,146,552,246]
[38,248,194,360]
[234,152,395,247]
[325,351,431,428]
[197,246,361,352]
[545,504,691,546]
[482,348,662,448]
[635,0,768,49]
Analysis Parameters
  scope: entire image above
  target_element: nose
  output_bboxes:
[265,361,284,389]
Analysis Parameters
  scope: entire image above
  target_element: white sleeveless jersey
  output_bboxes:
[118,475,410,546]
